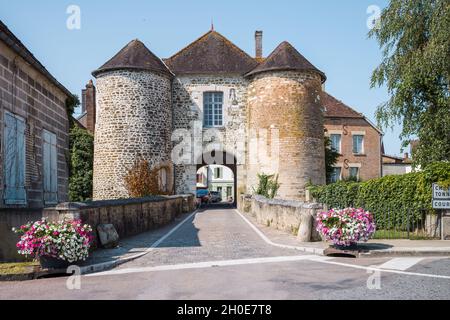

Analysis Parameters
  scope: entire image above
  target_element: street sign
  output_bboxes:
[433,183,450,200]
[433,183,450,209]
[433,200,450,209]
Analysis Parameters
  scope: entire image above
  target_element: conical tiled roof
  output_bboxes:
[92,39,172,77]
[164,30,258,75]
[245,41,326,82]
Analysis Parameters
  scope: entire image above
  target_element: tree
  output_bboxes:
[369,0,450,168]
[68,125,94,201]
[124,159,172,198]
[325,136,340,184]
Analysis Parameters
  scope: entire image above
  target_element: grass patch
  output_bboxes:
[373,229,438,240]
[0,261,39,275]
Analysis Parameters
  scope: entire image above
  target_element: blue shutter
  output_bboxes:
[43,130,58,204]
[3,112,26,204]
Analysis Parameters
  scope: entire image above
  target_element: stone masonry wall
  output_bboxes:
[0,42,70,208]
[247,71,326,200]
[172,75,248,195]
[93,70,172,200]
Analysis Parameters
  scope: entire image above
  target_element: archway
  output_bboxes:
[196,150,237,207]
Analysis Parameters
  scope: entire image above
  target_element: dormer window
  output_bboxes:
[203,92,223,127]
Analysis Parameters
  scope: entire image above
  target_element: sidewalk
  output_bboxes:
[240,210,450,258]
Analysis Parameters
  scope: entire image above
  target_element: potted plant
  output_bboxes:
[13,218,93,269]
[316,208,376,250]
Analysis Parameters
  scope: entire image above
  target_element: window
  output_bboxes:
[217,187,223,195]
[330,167,342,183]
[3,112,26,204]
[349,167,359,180]
[43,130,58,204]
[353,135,364,154]
[203,92,223,127]
[226,186,233,198]
[330,134,341,153]
[214,167,223,179]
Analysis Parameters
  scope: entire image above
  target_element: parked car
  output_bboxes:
[196,189,211,204]
[210,191,222,203]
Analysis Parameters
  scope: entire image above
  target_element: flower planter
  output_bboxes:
[13,218,93,268]
[316,208,376,252]
[39,256,71,270]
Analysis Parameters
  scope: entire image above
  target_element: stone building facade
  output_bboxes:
[90,29,381,202]
[0,21,71,209]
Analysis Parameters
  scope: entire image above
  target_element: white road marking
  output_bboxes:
[87,255,332,277]
[315,259,450,280]
[233,209,324,255]
[378,258,425,271]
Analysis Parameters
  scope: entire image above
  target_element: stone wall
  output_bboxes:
[246,71,326,200]
[0,195,195,262]
[0,41,70,208]
[93,70,173,200]
[172,74,248,195]
[241,195,323,242]
[43,194,195,247]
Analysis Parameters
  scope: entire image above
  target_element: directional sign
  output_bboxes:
[433,183,450,200]
[433,200,450,209]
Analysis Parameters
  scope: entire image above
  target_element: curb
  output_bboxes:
[359,249,450,258]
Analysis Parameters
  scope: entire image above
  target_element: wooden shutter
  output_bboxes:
[3,112,26,204]
[43,130,58,204]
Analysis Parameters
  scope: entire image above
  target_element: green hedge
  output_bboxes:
[309,162,450,230]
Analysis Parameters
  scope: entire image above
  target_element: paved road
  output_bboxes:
[1,205,449,300]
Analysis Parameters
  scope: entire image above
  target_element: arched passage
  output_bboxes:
[196,150,237,207]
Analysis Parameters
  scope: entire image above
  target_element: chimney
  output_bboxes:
[404,153,409,160]
[81,80,96,134]
[255,31,263,59]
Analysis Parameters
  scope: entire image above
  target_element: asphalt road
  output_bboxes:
[1,205,449,300]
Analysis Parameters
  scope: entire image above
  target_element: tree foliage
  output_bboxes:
[369,0,450,168]
[324,136,340,184]
[309,162,450,228]
[124,159,172,198]
[68,125,94,201]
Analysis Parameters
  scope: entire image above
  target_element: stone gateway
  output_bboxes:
[92,29,328,201]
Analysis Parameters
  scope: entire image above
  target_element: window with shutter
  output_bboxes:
[43,130,58,204]
[3,112,26,205]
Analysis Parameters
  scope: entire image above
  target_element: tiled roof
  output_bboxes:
[164,30,258,75]
[245,41,326,82]
[92,39,172,77]
[323,93,364,118]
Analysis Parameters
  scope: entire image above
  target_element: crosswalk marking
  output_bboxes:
[378,258,425,271]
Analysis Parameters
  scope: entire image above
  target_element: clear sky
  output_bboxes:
[0,0,406,156]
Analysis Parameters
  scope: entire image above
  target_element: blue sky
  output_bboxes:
[0,0,405,156]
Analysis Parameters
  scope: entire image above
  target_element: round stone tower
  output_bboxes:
[246,41,326,200]
[92,40,174,200]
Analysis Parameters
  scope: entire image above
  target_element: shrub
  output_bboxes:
[124,159,172,198]
[253,174,281,199]
[309,162,450,229]
[68,126,94,201]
